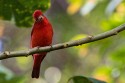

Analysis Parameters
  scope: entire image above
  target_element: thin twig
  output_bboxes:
[0,24,125,60]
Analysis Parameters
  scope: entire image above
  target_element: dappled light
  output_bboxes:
[0,0,125,83]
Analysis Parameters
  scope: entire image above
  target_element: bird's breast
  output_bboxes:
[31,24,53,48]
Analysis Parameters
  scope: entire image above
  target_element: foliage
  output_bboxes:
[0,0,50,27]
[101,2,125,31]
[0,72,23,83]
[68,76,106,83]
[0,0,125,83]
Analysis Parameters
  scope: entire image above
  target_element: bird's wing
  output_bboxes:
[31,21,37,36]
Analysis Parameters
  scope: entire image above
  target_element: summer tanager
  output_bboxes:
[31,10,53,78]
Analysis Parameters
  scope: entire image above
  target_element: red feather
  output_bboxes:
[31,10,53,78]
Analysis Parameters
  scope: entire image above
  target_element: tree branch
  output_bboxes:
[0,24,125,60]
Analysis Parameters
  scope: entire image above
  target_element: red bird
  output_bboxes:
[31,10,53,78]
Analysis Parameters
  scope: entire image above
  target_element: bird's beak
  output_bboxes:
[36,15,44,22]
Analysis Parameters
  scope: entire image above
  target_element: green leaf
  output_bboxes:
[0,0,50,27]
[89,78,106,83]
[68,76,106,83]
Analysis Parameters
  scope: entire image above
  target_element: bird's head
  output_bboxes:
[33,10,44,22]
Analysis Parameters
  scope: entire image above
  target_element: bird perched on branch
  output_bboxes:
[30,10,53,78]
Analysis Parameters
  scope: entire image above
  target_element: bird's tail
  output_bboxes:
[32,53,46,78]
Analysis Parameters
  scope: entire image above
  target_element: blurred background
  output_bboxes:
[0,0,125,83]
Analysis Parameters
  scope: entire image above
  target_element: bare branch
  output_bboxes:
[0,24,125,60]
